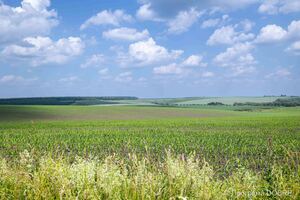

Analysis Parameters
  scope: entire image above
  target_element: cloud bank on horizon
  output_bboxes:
[0,0,299,97]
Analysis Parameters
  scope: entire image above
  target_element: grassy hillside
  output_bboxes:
[175,96,289,105]
[0,96,292,106]
[0,96,138,105]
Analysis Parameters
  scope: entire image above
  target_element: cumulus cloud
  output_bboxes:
[119,38,183,66]
[258,0,300,15]
[115,71,133,82]
[103,28,149,41]
[214,42,256,76]
[239,19,255,32]
[136,3,162,21]
[207,25,255,45]
[59,76,79,82]
[97,68,111,80]
[214,43,254,67]
[255,24,287,43]
[255,20,300,43]
[137,0,259,19]
[201,15,229,29]
[0,74,37,84]
[287,20,300,40]
[167,8,202,34]
[0,0,58,44]
[153,63,185,75]
[2,36,84,66]
[81,54,105,68]
[98,68,109,76]
[182,55,207,67]
[201,18,220,28]
[201,71,215,78]
[286,41,300,55]
[0,75,25,83]
[80,10,133,30]
[265,68,291,79]
[153,54,207,76]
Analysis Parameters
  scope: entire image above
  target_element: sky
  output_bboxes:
[0,0,299,98]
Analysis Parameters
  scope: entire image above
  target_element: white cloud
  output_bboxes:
[124,37,183,66]
[22,0,50,10]
[201,15,229,29]
[81,54,105,68]
[231,66,256,76]
[59,76,79,82]
[98,68,111,80]
[265,68,291,78]
[214,42,256,76]
[255,24,287,43]
[182,55,207,67]
[255,20,300,44]
[201,71,215,78]
[103,27,149,41]
[152,54,207,76]
[0,0,58,44]
[167,8,202,34]
[137,0,259,20]
[287,20,300,40]
[138,77,147,82]
[98,68,109,75]
[201,18,220,28]
[2,36,84,66]
[80,10,133,30]
[153,63,185,75]
[0,74,37,84]
[214,43,254,67]
[207,25,254,45]
[115,71,133,82]
[239,19,255,32]
[286,41,300,55]
[212,0,259,10]
[0,75,24,83]
[136,3,162,21]
[259,0,300,15]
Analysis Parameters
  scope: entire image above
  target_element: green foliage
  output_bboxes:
[0,96,138,105]
[207,102,225,106]
[234,97,300,107]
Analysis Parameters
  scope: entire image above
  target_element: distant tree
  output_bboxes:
[207,102,224,106]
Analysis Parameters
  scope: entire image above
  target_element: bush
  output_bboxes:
[207,102,225,106]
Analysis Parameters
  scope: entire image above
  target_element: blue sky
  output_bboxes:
[0,0,299,98]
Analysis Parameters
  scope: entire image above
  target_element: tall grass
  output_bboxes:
[0,150,299,199]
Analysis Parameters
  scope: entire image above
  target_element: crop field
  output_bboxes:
[175,96,289,105]
[0,105,299,199]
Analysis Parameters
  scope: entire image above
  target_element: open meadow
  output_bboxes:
[0,105,299,199]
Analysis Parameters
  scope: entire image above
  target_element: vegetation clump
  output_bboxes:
[207,102,225,106]
[0,150,298,200]
[233,97,300,107]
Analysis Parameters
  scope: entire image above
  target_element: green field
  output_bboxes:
[0,105,299,199]
[175,96,289,105]
[0,96,292,106]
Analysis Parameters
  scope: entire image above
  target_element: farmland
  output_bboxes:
[0,104,299,199]
[175,96,290,105]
